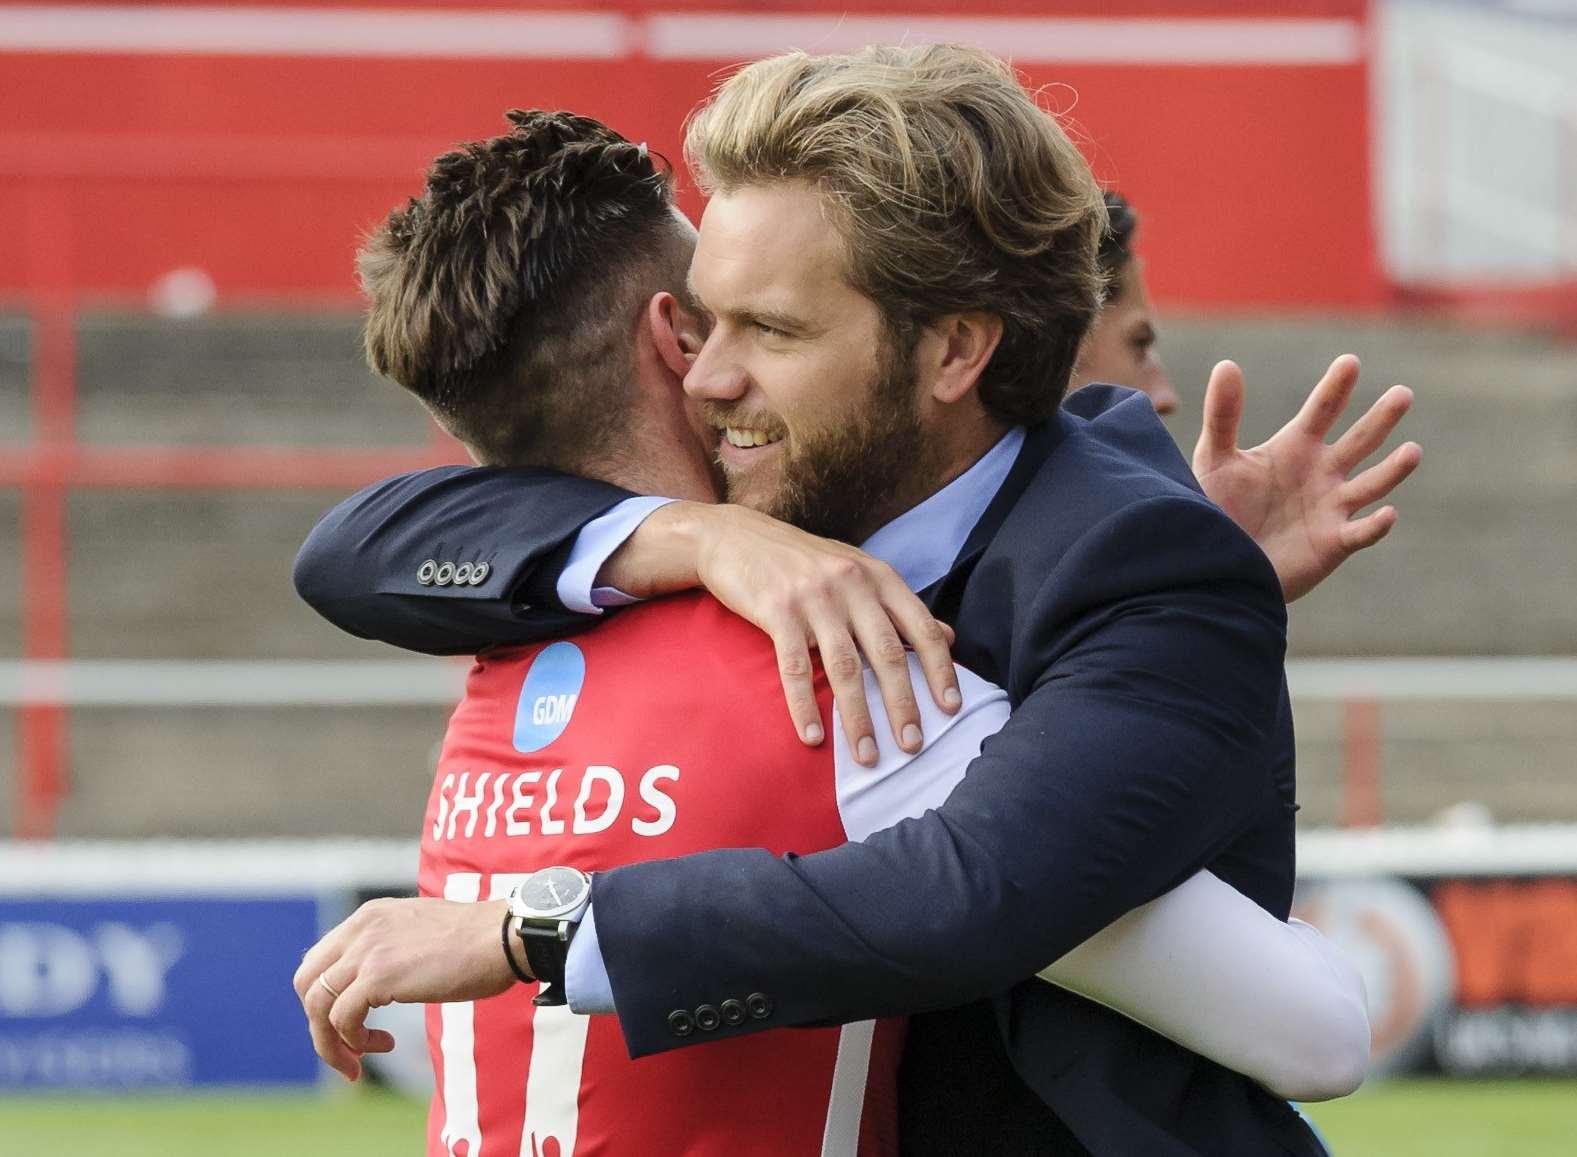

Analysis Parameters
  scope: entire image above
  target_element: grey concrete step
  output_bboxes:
[74,313,429,448]
[1293,700,1577,828]
[0,310,1572,836]
[52,704,449,838]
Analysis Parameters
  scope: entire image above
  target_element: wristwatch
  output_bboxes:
[506,866,592,1007]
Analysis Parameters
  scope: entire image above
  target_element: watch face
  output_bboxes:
[517,866,591,919]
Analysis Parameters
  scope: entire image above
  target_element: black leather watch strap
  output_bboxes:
[517,920,576,1006]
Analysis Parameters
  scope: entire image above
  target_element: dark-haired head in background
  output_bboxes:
[1070,190,1179,415]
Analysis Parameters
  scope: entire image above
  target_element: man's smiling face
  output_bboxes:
[682,181,938,544]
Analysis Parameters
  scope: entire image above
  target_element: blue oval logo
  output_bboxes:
[513,641,586,753]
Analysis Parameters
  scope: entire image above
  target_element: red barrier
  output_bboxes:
[0,1,1381,307]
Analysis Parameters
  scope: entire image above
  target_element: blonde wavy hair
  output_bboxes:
[684,44,1109,423]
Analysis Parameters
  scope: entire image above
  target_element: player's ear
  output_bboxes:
[647,292,705,378]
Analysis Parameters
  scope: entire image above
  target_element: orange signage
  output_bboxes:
[1434,879,1577,1006]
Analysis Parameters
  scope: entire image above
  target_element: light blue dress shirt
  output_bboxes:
[555,494,677,613]
[562,426,1026,1013]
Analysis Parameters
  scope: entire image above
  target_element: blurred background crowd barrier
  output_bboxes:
[1,0,1573,1098]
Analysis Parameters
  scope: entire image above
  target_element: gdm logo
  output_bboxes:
[513,642,587,753]
[531,694,577,727]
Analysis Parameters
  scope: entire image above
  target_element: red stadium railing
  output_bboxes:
[6,296,462,837]
[8,300,1577,835]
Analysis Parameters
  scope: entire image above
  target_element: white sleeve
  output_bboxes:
[554,496,675,614]
[834,660,1370,1101]
[1040,871,1371,1101]
[831,658,1010,840]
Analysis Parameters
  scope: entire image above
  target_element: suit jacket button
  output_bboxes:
[694,1004,721,1032]
[434,561,456,586]
[453,561,473,585]
[745,993,772,1020]
[720,999,746,1027]
[469,561,491,586]
[667,1010,695,1038]
[416,560,438,586]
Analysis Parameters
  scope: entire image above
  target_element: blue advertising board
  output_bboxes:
[0,896,323,1089]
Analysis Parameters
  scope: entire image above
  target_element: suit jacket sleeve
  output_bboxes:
[590,493,1291,1057]
[292,466,636,654]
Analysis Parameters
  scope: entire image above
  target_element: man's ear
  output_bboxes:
[927,312,1004,405]
[647,291,706,378]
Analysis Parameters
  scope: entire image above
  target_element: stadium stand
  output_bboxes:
[1,309,1571,836]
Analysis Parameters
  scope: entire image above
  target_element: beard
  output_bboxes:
[707,334,942,545]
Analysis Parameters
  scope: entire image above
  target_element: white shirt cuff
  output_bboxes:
[555,496,676,614]
[564,902,617,1015]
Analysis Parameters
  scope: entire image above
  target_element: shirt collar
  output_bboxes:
[859,426,1026,593]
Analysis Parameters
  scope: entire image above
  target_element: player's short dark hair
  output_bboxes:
[358,109,689,468]
[1098,190,1139,302]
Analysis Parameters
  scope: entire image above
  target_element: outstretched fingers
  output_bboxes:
[1331,384,1414,474]
[1342,441,1422,511]
[1293,355,1363,442]
[1338,506,1398,552]
[1194,361,1246,473]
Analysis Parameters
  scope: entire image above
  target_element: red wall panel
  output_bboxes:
[1,2,1380,307]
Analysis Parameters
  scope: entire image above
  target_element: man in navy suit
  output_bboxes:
[295,47,1417,1155]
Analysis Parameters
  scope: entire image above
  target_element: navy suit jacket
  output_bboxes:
[295,387,1325,1157]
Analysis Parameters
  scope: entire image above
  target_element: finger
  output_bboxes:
[303,972,363,1082]
[768,624,826,746]
[883,586,960,715]
[1193,361,1245,473]
[849,603,923,753]
[1339,506,1397,553]
[1331,384,1413,474]
[813,623,878,766]
[1342,441,1421,511]
[1292,355,1362,441]
[330,976,384,1056]
[294,920,354,1002]
[360,1029,396,1055]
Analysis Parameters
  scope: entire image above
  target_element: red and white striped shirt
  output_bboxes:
[417,592,1007,1157]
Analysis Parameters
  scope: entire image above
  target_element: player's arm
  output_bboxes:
[586,495,1295,1052]
[1042,874,1369,1101]
[831,660,1368,1102]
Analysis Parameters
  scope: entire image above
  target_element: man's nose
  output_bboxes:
[683,335,749,401]
[1146,366,1179,416]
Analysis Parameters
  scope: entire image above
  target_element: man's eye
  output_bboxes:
[753,320,789,339]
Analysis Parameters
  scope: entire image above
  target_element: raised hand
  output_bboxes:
[1192,355,1422,603]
